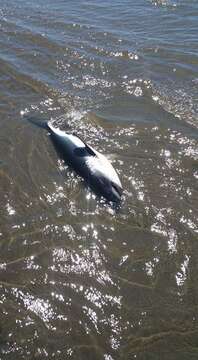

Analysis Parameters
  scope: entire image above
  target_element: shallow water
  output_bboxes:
[0,0,198,359]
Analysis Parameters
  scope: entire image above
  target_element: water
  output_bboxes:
[0,0,198,359]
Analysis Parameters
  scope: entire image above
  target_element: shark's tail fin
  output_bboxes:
[24,115,51,131]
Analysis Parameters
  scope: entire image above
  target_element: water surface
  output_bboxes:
[0,0,198,359]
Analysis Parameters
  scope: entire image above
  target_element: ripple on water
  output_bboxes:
[1,0,198,358]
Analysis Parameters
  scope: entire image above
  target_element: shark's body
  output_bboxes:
[47,123,122,202]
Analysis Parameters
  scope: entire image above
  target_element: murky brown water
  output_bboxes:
[0,0,198,359]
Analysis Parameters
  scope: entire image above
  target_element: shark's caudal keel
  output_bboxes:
[47,123,123,202]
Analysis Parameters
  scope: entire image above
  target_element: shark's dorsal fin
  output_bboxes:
[74,144,96,157]
[69,131,97,157]
[85,144,96,156]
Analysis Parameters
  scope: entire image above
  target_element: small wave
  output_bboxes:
[150,0,178,8]
[0,55,57,97]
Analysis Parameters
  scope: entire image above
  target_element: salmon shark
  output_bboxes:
[47,123,122,202]
[27,117,123,202]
